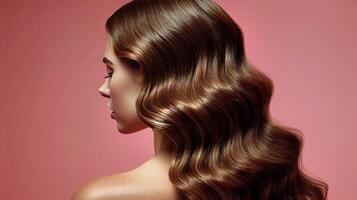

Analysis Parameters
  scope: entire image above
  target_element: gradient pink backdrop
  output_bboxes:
[1,0,356,199]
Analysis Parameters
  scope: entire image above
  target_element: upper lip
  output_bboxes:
[107,103,114,112]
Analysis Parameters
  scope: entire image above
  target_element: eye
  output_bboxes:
[103,66,113,79]
[103,72,113,79]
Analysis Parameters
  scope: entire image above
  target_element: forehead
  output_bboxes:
[103,38,117,63]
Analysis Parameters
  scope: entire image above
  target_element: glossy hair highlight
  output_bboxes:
[105,0,329,199]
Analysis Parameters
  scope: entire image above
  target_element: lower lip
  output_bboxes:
[111,112,115,119]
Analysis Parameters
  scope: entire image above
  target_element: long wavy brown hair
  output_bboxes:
[104,0,329,199]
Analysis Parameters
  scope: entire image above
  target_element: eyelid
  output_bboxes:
[103,65,113,79]
[106,65,113,72]
[103,72,113,79]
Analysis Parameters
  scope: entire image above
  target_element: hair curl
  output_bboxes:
[104,0,329,199]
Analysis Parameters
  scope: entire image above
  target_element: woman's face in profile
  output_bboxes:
[98,38,147,133]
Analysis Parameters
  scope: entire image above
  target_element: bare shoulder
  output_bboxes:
[70,156,179,200]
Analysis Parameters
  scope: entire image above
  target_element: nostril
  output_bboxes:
[98,89,110,98]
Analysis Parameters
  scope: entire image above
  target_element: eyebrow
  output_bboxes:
[102,57,114,66]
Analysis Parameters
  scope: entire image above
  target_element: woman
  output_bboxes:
[72,0,328,199]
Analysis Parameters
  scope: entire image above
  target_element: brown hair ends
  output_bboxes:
[105,0,329,199]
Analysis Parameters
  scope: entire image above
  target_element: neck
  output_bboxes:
[153,130,172,158]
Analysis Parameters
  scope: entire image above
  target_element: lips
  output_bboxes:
[111,111,115,119]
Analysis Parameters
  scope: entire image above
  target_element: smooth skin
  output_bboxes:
[70,37,178,200]
[70,153,177,200]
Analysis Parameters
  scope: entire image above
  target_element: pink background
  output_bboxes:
[0,0,356,199]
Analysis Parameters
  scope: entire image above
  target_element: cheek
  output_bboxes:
[109,73,140,116]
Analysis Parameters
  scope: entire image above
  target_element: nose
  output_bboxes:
[98,83,110,98]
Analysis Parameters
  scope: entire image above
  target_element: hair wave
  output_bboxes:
[105,0,328,199]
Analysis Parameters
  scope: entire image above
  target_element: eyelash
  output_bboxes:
[103,72,113,79]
